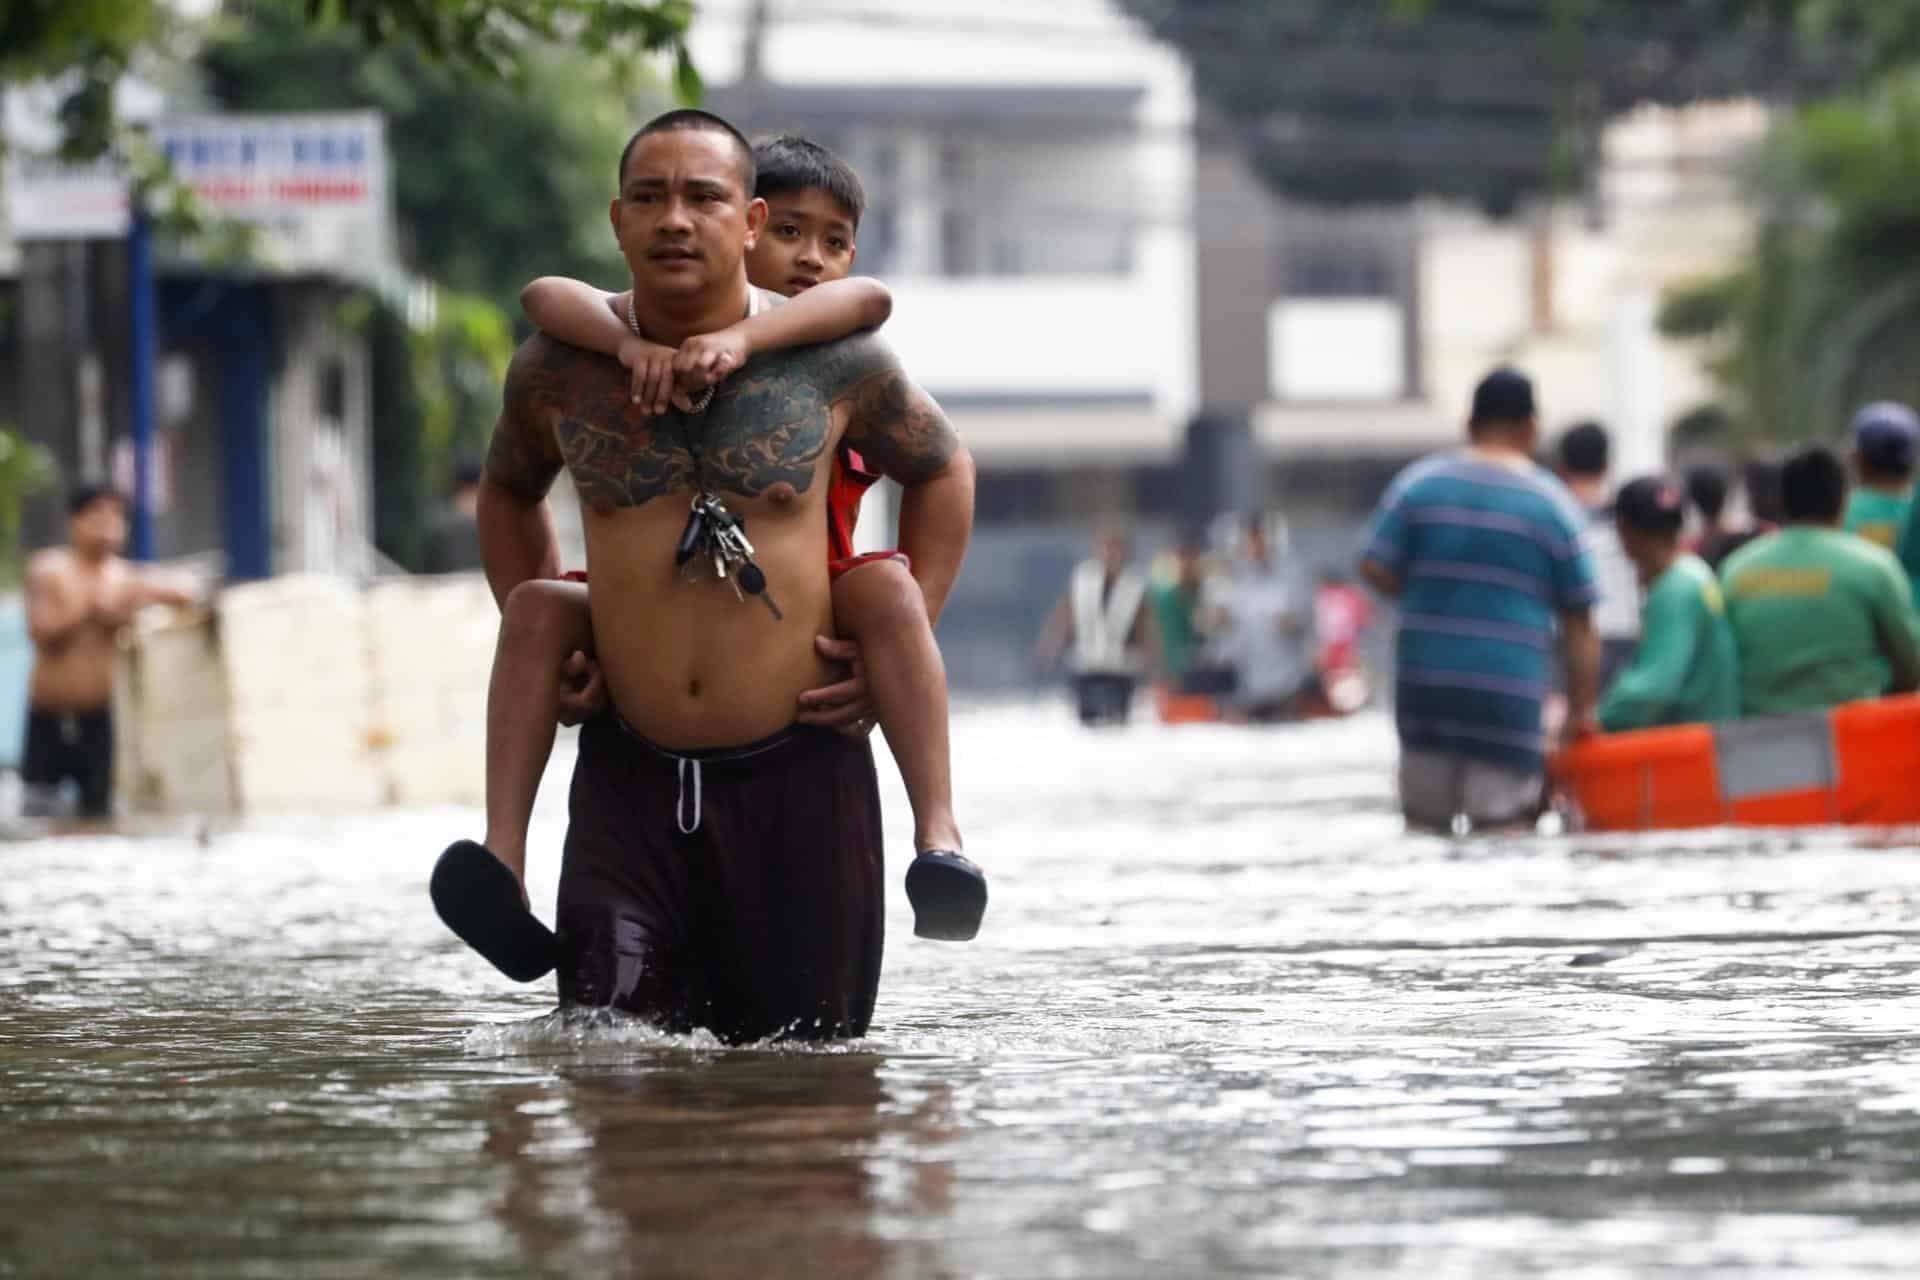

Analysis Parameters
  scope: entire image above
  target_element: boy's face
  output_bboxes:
[746,189,857,297]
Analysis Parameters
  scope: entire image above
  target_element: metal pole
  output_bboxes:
[127,206,157,560]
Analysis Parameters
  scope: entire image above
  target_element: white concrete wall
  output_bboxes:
[884,277,1161,398]
[116,573,498,816]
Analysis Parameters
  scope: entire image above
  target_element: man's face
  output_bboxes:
[1615,521,1663,583]
[69,497,127,557]
[610,129,766,301]
[747,189,857,297]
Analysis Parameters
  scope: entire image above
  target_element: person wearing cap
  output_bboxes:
[1722,444,1920,715]
[1597,477,1741,732]
[1359,367,1601,833]
[1844,401,1918,550]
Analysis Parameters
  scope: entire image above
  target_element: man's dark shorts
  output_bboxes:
[557,715,885,1044]
[22,707,113,818]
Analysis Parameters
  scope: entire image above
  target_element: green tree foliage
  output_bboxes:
[300,0,696,88]
[1116,0,1849,212]
[1661,69,1920,443]
[201,3,642,325]
[0,1,172,159]
[0,428,57,586]
[200,0,650,506]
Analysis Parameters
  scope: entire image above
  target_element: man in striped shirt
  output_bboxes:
[1359,368,1602,833]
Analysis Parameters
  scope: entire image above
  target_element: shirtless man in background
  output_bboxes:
[476,110,975,1041]
[24,486,196,817]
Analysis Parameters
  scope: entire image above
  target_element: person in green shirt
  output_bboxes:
[1847,401,1917,550]
[1723,444,1920,716]
[1599,476,1742,731]
[1145,533,1212,687]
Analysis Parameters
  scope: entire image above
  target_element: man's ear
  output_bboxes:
[609,197,622,240]
[848,243,858,269]
[743,196,769,250]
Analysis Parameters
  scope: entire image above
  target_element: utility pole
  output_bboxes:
[737,0,771,136]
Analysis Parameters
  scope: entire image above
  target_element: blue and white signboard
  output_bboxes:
[156,112,395,282]
[3,112,394,282]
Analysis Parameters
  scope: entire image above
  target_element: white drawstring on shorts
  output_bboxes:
[676,757,704,834]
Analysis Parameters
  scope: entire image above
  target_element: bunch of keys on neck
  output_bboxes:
[674,490,783,620]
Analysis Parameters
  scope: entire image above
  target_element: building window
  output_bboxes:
[1284,253,1394,299]
[941,209,977,278]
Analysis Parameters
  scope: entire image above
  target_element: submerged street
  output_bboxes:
[6,705,1920,1277]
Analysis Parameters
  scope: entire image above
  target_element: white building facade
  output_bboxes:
[689,0,1197,527]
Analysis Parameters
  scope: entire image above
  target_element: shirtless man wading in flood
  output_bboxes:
[475,110,975,1042]
[25,486,196,818]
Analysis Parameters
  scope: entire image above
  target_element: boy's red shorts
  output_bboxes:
[561,447,908,585]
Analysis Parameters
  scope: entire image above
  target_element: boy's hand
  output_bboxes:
[617,335,679,416]
[672,328,751,407]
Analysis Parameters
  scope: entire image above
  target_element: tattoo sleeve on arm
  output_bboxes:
[828,334,960,484]
[483,337,568,501]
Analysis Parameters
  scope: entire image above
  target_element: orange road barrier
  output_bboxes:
[1554,693,1920,830]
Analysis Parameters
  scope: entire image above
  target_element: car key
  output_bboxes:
[736,560,783,620]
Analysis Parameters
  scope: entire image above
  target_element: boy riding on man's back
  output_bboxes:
[448,133,984,952]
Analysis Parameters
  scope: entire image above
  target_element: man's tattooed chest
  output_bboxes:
[553,361,835,511]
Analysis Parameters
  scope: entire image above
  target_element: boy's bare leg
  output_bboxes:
[832,560,962,853]
[484,578,595,889]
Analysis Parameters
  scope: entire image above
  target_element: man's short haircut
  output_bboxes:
[1467,367,1536,434]
[1557,420,1611,477]
[67,484,127,517]
[1685,463,1729,523]
[618,109,756,196]
[1779,444,1849,523]
[751,134,866,228]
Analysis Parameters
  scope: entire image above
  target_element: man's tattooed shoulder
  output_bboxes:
[805,330,903,404]
[808,333,960,486]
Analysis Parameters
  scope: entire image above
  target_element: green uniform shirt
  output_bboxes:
[1894,496,1920,597]
[1599,555,1741,732]
[1721,527,1920,716]
[1146,578,1204,678]
[1845,488,1911,551]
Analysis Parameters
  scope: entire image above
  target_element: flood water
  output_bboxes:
[6,704,1920,1278]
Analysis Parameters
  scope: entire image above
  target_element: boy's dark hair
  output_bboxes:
[67,484,128,517]
[751,134,866,228]
[1685,463,1729,523]
[619,109,755,195]
[1557,420,1611,477]
[1779,445,1849,524]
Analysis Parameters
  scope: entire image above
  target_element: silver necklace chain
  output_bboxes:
[627,292,715,415]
